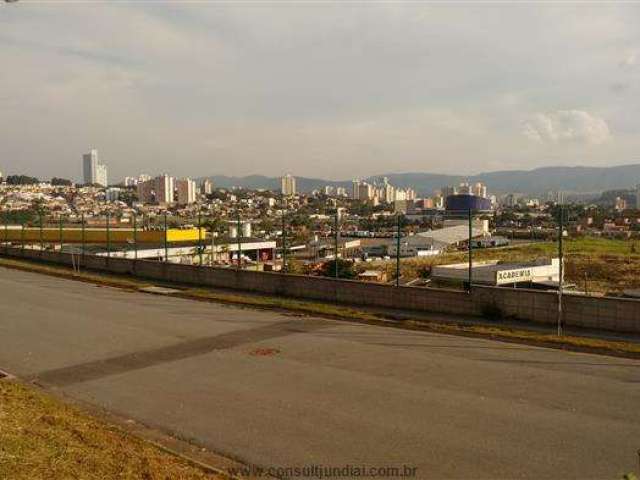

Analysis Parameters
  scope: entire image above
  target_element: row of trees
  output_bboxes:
[1,175,73,186]
[4,175,40,185]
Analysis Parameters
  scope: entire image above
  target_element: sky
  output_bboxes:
[0,1,639,183]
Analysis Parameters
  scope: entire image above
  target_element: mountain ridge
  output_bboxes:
[199,164,640,196]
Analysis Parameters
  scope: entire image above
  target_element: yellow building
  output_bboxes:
[0,227,207,245]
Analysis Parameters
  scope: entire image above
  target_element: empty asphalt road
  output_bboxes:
[0,267,639,479]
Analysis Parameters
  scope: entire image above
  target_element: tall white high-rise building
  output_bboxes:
[358,182,374,201]
[458,182,471,195]
[473,182,488,198]
[201,179,213,195]
[383,183,395,203]
[636,184,640,209]
[281,174,296,196]
[82,149,108,186]
[351,180,360,200]
[176,178,197,205]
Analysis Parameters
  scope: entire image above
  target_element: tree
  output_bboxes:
[317,258,356,279]
[286,259,307,275]
[51,177,73,186]
[6,175,39,185]
[1,209,36,225]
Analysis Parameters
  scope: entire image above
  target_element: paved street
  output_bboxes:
[0,267,639,479]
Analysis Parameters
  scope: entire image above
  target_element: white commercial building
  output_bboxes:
[281,174,296,196]
[432,258,560,287]
[386,236,441,258]
[82,149,108,186]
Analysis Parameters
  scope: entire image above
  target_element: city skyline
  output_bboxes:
[1,2,640,181]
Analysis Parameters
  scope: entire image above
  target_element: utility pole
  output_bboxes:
[396,213,401,287]
[468,209,473,292]
[558,201,564,336]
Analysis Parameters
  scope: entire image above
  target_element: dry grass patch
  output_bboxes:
[0,381,221,480]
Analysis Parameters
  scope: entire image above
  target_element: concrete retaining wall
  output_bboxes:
[2,247,639,334]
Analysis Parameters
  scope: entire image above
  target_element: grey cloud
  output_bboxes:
[1,1,640,181]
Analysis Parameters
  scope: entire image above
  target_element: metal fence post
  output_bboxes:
[237,212,242,270]
[334,211,339,279]
[59,215,63,252]
[106,213,111,259]
[558,203,564,336]
[142,212,146,251]
[396,214,401,287]
[282,211,287,273]
[210,223,215,267]
[198,210,203,267]
[39,212,44,252]
[21,222,25,255]
[133,213,138,262]
[3,213,8,255]
[164,212,168,262]
[81,213,86,265]
[468,209,473,292]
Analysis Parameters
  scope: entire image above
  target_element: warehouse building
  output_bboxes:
[431,258,560,288]
[81,238,276,266]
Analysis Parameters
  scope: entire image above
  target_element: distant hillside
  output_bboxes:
[200,164,640,196]
[200,175,352,193]
[472,165,640,194]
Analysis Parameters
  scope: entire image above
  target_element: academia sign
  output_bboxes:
[496,268,533,285]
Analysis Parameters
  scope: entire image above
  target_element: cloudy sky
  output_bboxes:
[1,1,639,182]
